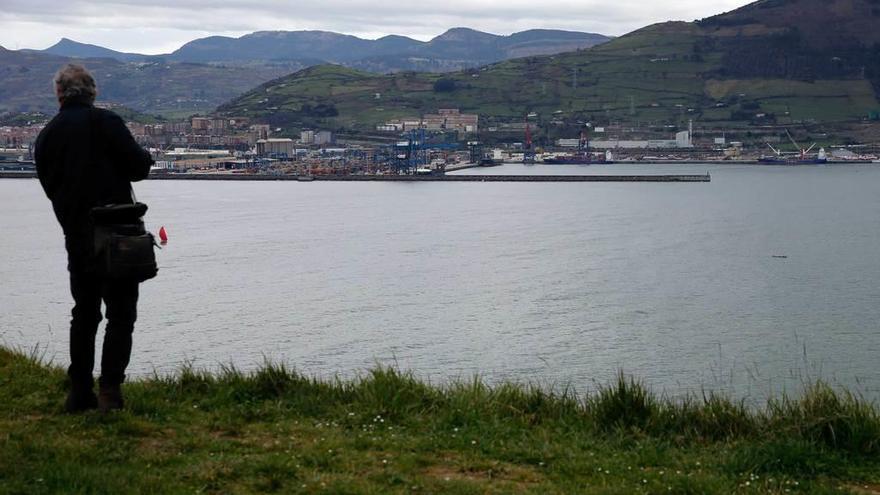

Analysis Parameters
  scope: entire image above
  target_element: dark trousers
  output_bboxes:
[68,270,139,388]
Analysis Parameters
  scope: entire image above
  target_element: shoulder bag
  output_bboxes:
[87,109,159,282]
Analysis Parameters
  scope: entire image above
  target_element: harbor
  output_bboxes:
[0,170,710,182]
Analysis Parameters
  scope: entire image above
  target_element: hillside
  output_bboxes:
[217,0,880,138]
[0,49,289,115]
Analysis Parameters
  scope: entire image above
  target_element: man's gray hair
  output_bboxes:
[53,64,97,104]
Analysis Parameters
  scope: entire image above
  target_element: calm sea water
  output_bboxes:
[2,163,879,402]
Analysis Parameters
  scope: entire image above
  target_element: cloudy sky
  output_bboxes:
[1,0,750,54]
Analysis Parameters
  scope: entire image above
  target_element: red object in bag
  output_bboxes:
[158,226,168,244]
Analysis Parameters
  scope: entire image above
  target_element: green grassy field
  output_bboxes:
[217,18,879,139]
[2,346,880,494]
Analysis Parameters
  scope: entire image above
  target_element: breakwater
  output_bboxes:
[0,171,710,182]
[303,174,712,182]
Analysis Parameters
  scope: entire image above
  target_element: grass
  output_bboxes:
[1,346,879,494]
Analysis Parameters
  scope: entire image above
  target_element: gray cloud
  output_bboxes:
[0,0,749,54]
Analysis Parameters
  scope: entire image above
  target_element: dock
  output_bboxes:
[1,171,710,182]
[296,174,711,182]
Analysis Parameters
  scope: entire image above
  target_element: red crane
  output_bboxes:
[524,120,535,164]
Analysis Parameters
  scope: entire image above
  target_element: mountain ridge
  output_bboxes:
[0,27,609,115]
[37,38,149,63]
[33,28,611,72]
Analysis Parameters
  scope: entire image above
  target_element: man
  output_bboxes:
[35,64,154,413]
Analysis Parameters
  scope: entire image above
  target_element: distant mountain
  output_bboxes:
[166,28,610,71]
[31,38,150,63]
[32,28,610,73]
[218,0,880,139]
[1,26,609,115]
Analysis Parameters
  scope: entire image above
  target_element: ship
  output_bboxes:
[757,155,786,164]
[543,132,613,164]
[544,149,614,165]
[759,132,828,164]
[543,154,602,165]
[758,149,828,165]
[478,148,503,167]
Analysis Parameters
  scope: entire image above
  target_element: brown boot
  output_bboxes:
[98,383,124,412]
[64,384,98,413]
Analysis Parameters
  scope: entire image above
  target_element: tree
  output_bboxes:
[433,79,457,93]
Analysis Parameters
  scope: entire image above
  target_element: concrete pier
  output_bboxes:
[1,171,710,182]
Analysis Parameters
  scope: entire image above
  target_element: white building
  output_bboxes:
[590,130,693,150]
[314,131,334,145]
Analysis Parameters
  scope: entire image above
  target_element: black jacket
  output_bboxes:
[35,97,154,271]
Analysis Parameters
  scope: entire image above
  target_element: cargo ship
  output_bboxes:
[758,147,827,165]
[544,149,614,165]
[543,131,613,164]
[759,132,828,164]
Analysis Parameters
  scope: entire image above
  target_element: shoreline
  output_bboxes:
[0,171,711,182]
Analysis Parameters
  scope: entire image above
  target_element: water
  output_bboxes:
[2,163,880,402]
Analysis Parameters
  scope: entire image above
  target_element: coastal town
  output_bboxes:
[3,106,880,177]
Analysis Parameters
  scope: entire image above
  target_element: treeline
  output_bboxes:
[711,32,880,85]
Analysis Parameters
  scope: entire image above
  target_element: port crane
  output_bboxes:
[762,130,827,163]
[523,121,535,164]
[785,130,817,161]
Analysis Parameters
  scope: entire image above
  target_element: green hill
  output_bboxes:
[217,0,880,138]
[0,48,290,116]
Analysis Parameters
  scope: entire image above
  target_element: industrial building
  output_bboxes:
[421,109,479,133]
[314,131,334,145]
[299,130,334,145]
[588,131,693,149]
[378,109,478,134]
[568,122,694,149]
[256,138,295,157]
